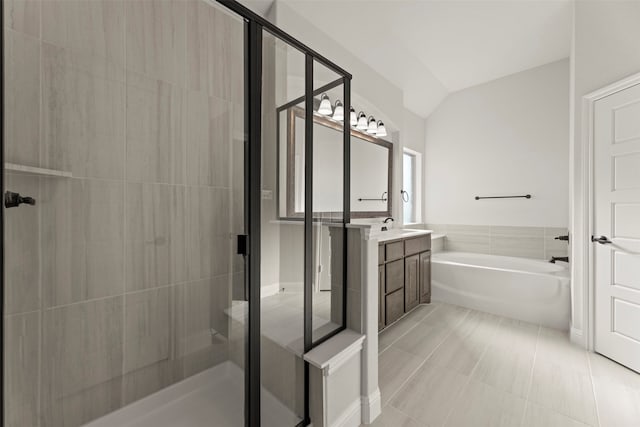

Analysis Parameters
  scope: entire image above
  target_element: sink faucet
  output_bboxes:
[549,256,569,264]
[381,217,394,231]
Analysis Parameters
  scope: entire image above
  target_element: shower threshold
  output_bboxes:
[83,362,301,427]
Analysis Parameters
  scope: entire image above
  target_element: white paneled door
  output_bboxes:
[594,83,640,373]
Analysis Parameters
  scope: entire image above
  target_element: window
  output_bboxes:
[402,149,421,224]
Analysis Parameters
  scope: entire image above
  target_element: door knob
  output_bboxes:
[4,191,36,208]
[591,235,612,244]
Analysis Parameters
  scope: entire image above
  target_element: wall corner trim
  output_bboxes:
[360,389,382,425]
[303,330,365,376]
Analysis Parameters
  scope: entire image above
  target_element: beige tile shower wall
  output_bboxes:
[3,1,244,426]
[424,224,569,260]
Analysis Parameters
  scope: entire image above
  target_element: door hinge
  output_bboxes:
[237,234,249,256]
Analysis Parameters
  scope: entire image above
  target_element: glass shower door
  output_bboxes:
[3,1,248,426]
[259,29,307,427]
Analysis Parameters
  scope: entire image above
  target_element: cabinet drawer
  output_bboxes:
[385,241,404,261]
[385,259,404,293]
[378,244,385,265]
[405,236,430,255]
[386,289,404,325]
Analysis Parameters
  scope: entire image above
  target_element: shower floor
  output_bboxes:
[84,290,334,427]
[84,362,301,427]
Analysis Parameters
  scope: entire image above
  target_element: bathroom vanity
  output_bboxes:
[377,232,432,331]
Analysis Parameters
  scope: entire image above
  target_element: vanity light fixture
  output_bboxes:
[339,104,388,136]
[376,120,387,137]
[318,93,332,116]
[349,107,357,127]
[356,111,368,130]
[367,116,378,134]
[332,100,344,121]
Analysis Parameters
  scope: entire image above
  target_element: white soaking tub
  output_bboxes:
[431,252,571,330]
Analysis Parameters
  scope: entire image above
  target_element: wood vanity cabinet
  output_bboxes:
[419,251,431,304]
[405,254,420,312]
[378,234,432,331]
[378,265,385,331]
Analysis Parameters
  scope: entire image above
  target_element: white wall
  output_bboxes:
[424,59,570,227]
[570,0,640,345]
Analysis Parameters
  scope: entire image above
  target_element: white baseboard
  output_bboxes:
[331,399,361,427]
[261,283,280,298]
[279,281,304,293]
[261,282,307,298]
[570,326,588,349]
[360,389,381,424]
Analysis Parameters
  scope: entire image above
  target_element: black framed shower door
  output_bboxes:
[229,0,353,424]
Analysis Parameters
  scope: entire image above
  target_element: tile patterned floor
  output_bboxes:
[370,302,640,427]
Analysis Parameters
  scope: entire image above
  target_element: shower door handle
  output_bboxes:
[237,234,248,256]
[4,191,36,208]
[591,235,612,245]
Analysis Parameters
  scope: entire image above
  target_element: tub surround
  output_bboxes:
[424,224,569,261]
[432,252,571,330]
[430,233,445,253]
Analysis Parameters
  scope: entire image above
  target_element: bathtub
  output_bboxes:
[431,252,571,330]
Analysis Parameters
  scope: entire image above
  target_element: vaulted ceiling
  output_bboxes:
[239,0,572,118]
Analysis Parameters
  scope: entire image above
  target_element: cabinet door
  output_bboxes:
[405,254,420,312]
[378,265,385,331]
[386,289,404,325]
[420,251,431,304]
[386,259,404,293]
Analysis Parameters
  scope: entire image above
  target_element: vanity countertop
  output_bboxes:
[375,228,432,243]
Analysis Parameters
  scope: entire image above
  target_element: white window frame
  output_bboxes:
[401,147,422,225]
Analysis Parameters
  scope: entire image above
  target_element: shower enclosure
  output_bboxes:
[1,1,351,426]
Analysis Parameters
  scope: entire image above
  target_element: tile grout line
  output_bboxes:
[384,307,471,412]
[440,315,507,427]
[385,404,431,427]
[586,350,603,427]
[37,2,44,425]
[518,323,541,427]
[378,303,441,356]
[121,0,128,405]
[36,277,222,312]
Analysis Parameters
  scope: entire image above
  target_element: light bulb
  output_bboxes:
[367,116,377,134]
[356,112,368,130]
[318,93,332,116]
[332,100,344,121]
[376,120,387,137]
[349,107,357,127]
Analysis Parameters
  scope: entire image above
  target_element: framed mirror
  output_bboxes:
[278,105,393,219]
